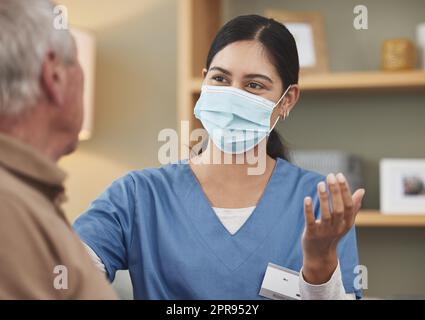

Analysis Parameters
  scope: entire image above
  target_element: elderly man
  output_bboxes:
[0,0,116,299]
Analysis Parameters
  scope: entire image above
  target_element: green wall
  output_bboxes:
[224,0,425,298]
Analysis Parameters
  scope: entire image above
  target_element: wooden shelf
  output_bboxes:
[189,71,425,93]
[356,210,425,227]
[300,70,425,91]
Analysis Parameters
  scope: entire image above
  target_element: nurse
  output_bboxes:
[74,15,366,300]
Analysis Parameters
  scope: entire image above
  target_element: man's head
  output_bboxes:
[0,0,84,159]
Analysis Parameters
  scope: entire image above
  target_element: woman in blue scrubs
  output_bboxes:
[74,15,366,300]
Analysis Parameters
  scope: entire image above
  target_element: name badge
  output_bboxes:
[259,263,301,300]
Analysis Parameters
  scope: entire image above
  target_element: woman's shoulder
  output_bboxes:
[115,160,190,190]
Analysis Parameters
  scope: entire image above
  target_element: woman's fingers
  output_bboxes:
[352,189,365,209]
[304,197,316,228]
[317,181,331,222]
[315,175,366,230]
[339,188,366,226]
[336,173,354,217]
[327,173,344,224]
[351,189,366,222]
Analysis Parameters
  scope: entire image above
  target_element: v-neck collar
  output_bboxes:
[181,158,289,271]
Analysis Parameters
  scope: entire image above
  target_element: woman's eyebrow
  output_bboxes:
[244,73,273,83]
[209,66,232,75]
[208,67,273,83]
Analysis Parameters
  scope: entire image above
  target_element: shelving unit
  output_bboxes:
[189,70,425,94]
[178,0,425,228]
[299,71,425,92]
[356,210,425,227]
[178,0,222,132]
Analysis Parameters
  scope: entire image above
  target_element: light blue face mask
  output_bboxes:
[194,85,291,154]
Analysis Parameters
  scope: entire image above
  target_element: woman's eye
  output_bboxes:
[247,82,264,90]
[212,75,227,83]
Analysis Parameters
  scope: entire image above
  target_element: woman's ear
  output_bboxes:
[280,84,300,116]
[202,68,208,78]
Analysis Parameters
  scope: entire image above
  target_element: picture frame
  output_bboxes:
[265,10,329,75]
[380,159,425,214]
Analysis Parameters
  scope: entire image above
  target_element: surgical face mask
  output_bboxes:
[194,85,291,154]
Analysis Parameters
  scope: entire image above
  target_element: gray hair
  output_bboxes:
[0,0,75,115]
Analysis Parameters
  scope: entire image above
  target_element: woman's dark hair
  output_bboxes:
[205,14,299,161]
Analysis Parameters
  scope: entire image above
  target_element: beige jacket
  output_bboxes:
[0,133,117,299]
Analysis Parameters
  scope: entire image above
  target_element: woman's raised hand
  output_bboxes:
[302,173,365,284]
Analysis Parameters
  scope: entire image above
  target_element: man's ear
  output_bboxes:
[40,51,67,107]
[202,68,208,78]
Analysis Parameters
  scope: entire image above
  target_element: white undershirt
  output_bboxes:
[212,206,256,235]
[83,206,357,300]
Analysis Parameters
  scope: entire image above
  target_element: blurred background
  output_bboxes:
[59,0,425,299]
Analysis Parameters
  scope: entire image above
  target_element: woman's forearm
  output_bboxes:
[302,249,338,285]
[300,260,356,300]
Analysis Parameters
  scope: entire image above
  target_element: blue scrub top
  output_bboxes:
[73,158,362,299]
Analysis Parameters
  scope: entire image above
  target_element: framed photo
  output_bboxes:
[265,10,329,75]
[380,159,425,214]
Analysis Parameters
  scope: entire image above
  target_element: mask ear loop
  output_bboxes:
[269,85,292,132]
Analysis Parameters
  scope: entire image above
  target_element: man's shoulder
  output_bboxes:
[0,168,72,259]
[0,180,117,299]
[0,169,31,216]
[0,166,53,212]
[0,167,61,242]
[0,186,40,235]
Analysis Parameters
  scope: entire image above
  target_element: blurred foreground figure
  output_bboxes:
[0,0,116,299]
